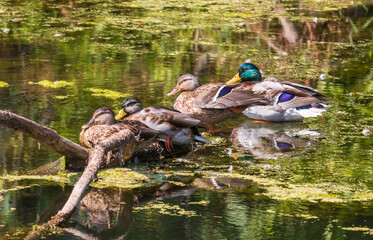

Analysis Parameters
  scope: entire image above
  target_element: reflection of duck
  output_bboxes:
[79,107,158,166]
[167,74,268,133]
[228,63,332,121]
[231,121,317,159]
[115,97,209,151]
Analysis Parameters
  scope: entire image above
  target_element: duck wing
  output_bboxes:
[79,122,141,148]
[127,113,180,136]
[119,119,160,140]
[194,83,269,109]
[262,77,332,102]
[138,106,200,128]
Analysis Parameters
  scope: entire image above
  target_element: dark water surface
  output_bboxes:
[0,0,372,239]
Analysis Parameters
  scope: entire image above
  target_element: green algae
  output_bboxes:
[192,169,373,203]
[0,81,9,87]
[134,200,198,217]
[342,227,373,235]
[0,184,40,194]
[86,88,130,99]
[0,0,372,238]
[266,209,319,220]
[90,168,165,189]
[0,173,77,184]
[28,80,74,88]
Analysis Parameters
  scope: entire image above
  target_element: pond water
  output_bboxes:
[0,0,373,239]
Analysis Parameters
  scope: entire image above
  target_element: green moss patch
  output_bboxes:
[90,168,164,189]
[0,81,9,87]
[28,80,74,88]
[134,200,198,217]
[86,88,130,99]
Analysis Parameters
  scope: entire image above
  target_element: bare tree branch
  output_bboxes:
[0,110,89,162]
[25,129,135,240]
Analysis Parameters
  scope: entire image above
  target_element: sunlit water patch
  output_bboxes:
[0,0,372,239]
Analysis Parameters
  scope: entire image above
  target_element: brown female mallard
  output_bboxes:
[115,97,209,151]
[79,107,158,166]
[167,74,268,133]
[227,63,332,121]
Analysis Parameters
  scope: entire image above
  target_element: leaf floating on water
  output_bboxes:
[86,88,130,99]
[28,80,74,88]
[0,81,9,87]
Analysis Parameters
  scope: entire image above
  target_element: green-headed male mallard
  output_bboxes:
[80,107,158,166]
[227,63,332,121]
[115,97,209,151]
[167,74,269,133]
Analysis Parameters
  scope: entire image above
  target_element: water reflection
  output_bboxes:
[36,185,198,239]
[231,121,318,159]
[0,0,372,239]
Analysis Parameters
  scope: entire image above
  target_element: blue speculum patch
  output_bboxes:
[278,92,295,102]
[296,105,312,110]
[277,142,292,149]
[218,87,233,98]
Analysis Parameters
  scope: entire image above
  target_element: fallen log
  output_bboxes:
[0,110,89,167]
[25,129,135,240]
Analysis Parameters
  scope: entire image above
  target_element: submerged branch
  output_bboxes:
[0,110,89,162]
[25,129,135,240]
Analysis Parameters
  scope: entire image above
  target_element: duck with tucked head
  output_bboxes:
[115,97,210,151]
[167,74,268,133]
[80,107,158,166]
[227,63,332,121]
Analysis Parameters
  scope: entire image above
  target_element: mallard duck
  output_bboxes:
[80,107,158,166]
[115,97,209,151]
[167,74,268,133]
[227,63,332,121]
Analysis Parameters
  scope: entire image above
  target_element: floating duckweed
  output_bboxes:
[281,212,318,220]
[54,95,69,100]
[29,80,74,88]
[90,168,156,189]
[135,201,198,217]
[188,200,210,206]
[0,184,40,194]
[167,181,186,187]
[353,192,373,201]
[86,88,129,99]
[342,227,373,235]
[0,81,9,87]
[0,173,75,183]
[197,170,373,203]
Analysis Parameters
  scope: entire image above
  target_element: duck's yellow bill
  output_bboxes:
[167,86,181,96]
[227,73,241,83]
[115,109,127,120]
